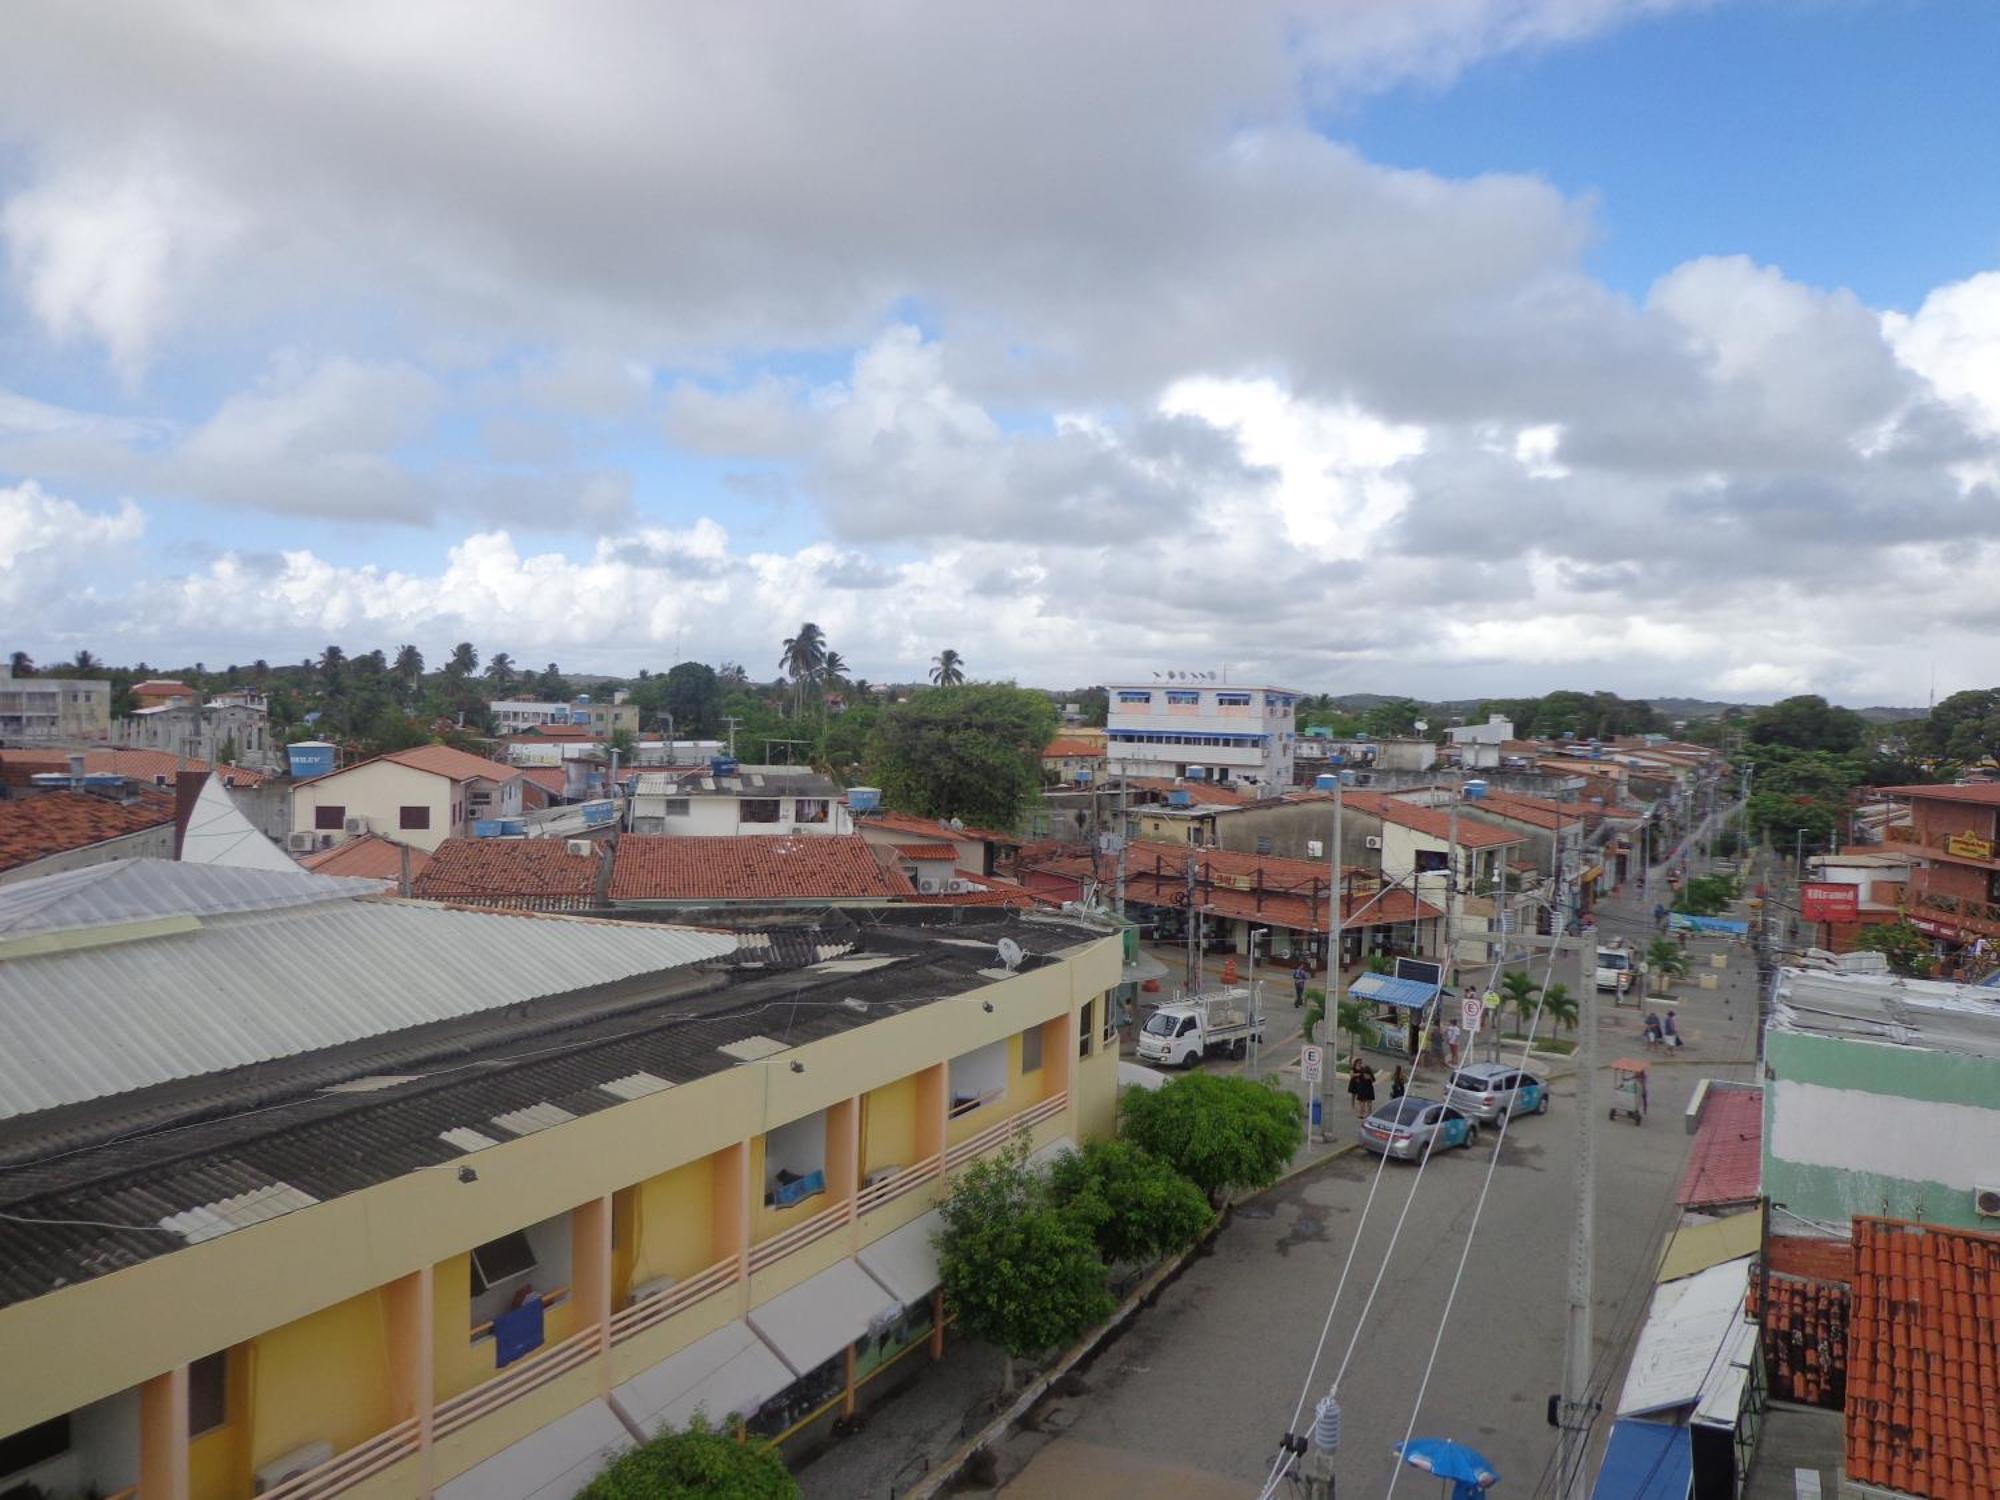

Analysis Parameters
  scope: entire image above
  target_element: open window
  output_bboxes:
[1020,1025,1044,1074]
[764,1113,828,1208]
[949,1040,1008,1117]
[740,798,782,824]
[468,1213,573,1332]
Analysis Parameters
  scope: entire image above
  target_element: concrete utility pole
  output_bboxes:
[1114,776,1128,921]
[1443,772,1462,987]
[1326,773,1346,1022]
[1557,912,1597,1500]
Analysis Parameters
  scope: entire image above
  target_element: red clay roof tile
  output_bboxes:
[610,834,916,902]
[297,833,432,882]
[412,838,600,909]
[0,787,176,873]
[893,843,960,861]
[1336,791,1528,848]
[1675,1088,1763,1208]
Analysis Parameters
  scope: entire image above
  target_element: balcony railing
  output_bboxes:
[855,1154,941,1216]
[945,1089,1069,1171]
[747,1199,849,1274]
[256,1418,422,1500]
[435,1326,600,1440]
[1913,889,2000,931]
[608,1255,740,1345]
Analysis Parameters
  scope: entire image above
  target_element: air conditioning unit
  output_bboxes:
[1977,1185,2000,1218]
[566,839,594,857]
[286,831,316,852]
[343,816,368,834]
[1365,835,1383,850]
[947,879,972,894]
[254,1441,334,1494]
[1306,840,1324,858]
[626,1275,676,1307]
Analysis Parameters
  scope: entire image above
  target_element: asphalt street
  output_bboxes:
[991,823,1763,1500]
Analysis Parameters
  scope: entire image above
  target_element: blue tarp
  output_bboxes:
[494,1296,545,1368]
[1348,973,1441,1011]
[1591,1419,1691,1500]
[1668,913,1749,936]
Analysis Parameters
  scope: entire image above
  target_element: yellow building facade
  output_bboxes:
[0,901,1121,1500]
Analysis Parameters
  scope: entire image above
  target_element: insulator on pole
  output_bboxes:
[1313,1394,1341,1454]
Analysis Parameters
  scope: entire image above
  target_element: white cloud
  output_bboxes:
[1886,270,2000,435]
[0,480,142,612]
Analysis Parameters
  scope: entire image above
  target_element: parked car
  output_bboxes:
[1357,1095,1480,1161]
[1444,1063,1551,1123]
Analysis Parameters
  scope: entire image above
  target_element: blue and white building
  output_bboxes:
[1103,680,1301,789]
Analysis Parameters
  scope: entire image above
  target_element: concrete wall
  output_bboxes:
[630,792,851,837]
[1764,1027,2000,1231]
[293,761,456,851]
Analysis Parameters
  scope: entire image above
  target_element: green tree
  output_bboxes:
[1360,697,1425,737]
[867,683,1056,829]
[446,641,479,679]
[575,1414,798,1500]
[1673,873,1739,916]
[216,733,239,766]
[1854,920,1934,978]
[936,1145,1116,1392]
[1046,1140,1211,1266]
[930,648,966,687]
[662,661,722,738]
[6,651,31,677]
[393,643,424,686]
[70,649,100,674]
[821,700,881,779]
[607,726,638,762]
[1540,981,1578,1038]
[1496,969,1538,1037]
[1644,937,1690,995]
[1119,1073,1302,1204]
[1747,694,1865,754]
[778,622,827,717]
[484,651,515,691]
[1917,688,2000,767]
[536,662,570,700]
[317,643,346,691]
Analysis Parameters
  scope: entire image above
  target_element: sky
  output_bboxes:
[4,1,2000,705]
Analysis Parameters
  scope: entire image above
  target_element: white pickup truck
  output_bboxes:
[1136,987,1264,1069]
[1594,942,1635,994]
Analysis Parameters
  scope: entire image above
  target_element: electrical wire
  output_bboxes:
[1382,910,1569,1498]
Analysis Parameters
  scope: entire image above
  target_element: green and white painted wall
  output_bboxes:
[1764,1027,2000,1233]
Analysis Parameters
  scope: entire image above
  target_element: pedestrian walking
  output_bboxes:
[1663,1009,1682,1048]
[1347,1058,1369,1117]
[1653,902,1667,931]
[1293,963,1310,1009]
[1444,1021,1462,1068]
[1355,1062,1377,1117]
[1390,1065,1407,1100]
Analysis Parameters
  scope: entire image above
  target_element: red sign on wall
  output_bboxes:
[1800,882,1860,923]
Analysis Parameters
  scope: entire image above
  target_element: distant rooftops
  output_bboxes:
[414,837,603,910]
[1878,781,2000,806]
[632,766,841,799]
[0,786,177,875]
[299,742,520,787]
[610,834,915,903]
[298,833,433,882]
[1772,967,2000,1058]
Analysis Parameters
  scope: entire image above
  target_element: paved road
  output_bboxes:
[987,827,1763,1500]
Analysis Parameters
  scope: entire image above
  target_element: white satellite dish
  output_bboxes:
[996,937,1025,971]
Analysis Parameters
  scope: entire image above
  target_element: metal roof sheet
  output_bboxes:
[0,859,384,941]
[1348,973,1441,1010]
[1591,1420,1691,1500]
[1618,1256,1755,1418]
[0,898,734,1121]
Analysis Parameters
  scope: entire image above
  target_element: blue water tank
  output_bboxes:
[709,756,740,777]
[287,741,337,780]
[1315,774,1339,791]
[848,786,882,813]
[1168,789,1192,807]
[1340,769,1359,787]
[1464,779,1489,800]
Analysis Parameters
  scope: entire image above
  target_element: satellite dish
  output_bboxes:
[997,937,1025,971]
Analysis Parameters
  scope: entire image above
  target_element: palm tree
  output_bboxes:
[1540,982,1578,1039]
[718,661,749,687]
[6,651,32,677]
[778,623,827,717]
[821,650,849,685]
[250,658,271,689]
[318,644,346,688]
[1497,969,1538,1038]
[485,652,516,691]
[446,642,478,679]
[70,649,99,675]
[394,644,424,682]
[1644,937,1690,996]
[930,648,965,686]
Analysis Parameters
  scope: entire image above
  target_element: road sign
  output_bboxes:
[1300,1044,1324,1084]
[1461,996,1484,1033]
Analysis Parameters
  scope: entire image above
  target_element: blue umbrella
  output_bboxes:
[1394,1437,1500,1498]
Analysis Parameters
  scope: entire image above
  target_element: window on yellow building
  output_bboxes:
[470,1230,537,1297]
[1020,1025,1043,1074]
[1078,1000,1095,1057]
[189,1351,228,1436]
[950,1040,1007,1116]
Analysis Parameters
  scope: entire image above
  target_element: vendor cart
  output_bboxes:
[1609,1058,1649,1124]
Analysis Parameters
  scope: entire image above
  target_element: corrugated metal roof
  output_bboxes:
[1618,1256,1755,1418]
[159,1182,318,1243]
[0,898,735,1121]
[0,858,385,941]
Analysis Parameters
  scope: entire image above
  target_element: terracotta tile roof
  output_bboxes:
[1751,1270,1849,1410]
[893,843,960,861]
[858,810,1018,844]
[1043,739,1105,759]
[1468,790,1591,830]
[1129,776,1250,807]
[296,834,432,882]
[412,838,602,910]
[517,766,568,796]
[610,834,916,903]
[0,788,176,873]
[300,743,519,788]
[130,679,195,698]
[1847,1218,2000,1498]
[1675,1087,1763,1209]
[0,748,269,788]
[1337,791,1527,848]
[1881,782,2000,807]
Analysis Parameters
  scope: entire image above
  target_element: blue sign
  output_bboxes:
[1668,913,1748,936]
[580,800,616,828]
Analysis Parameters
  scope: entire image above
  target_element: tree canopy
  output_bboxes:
[1044,1139,1212,1266]
[1747,694,1865,754]
[1914,688,2000,766]
[576,1415,798,1500]
[867,683,1056,829]
[1118,1073,1302,1202]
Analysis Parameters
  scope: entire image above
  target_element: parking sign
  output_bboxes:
[1461,996,1484,1033]
[1300,1044,1324,1084]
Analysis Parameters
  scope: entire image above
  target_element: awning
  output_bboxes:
[747,1258,900,1378]
[1590,1420,1691,1500]
[1619,1257,1756,1418]
[1655,1211,1761,1284]
[856,1209,943,1306]
[1346,973,1439,1011]
[435,1398,631,1500]
[613,1319,792,1437]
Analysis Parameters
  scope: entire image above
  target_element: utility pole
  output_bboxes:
[1442,770,1462,988]
[1185,852,1202,994]
[721,715,741,759]
[1114,775,1128,922]
[1557,914,1597,1500]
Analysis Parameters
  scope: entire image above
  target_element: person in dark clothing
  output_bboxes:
[1293,963,1310,1008]
[1390,1065,1407,1100]
[1355,1063,1377,1116]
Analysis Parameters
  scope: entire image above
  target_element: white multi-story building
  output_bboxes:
[1104,681,1300,788]
[626,766,851,836]
[0,672,111,742]
[490,699,574,733]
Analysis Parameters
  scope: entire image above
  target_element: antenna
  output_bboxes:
[996,937,1025,971]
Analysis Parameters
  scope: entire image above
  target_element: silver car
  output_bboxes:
[1358,1095,1480,1161]
[1444,1063,1551,1123]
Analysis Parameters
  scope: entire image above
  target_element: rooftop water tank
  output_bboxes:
[1168,789,1192,807]
[1315,774,1339,791]
[1185,765,1208,781]
[287,741,337,780]
[1464,779,1489,800]
[848,786,882,813]
[709,756,739,777]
